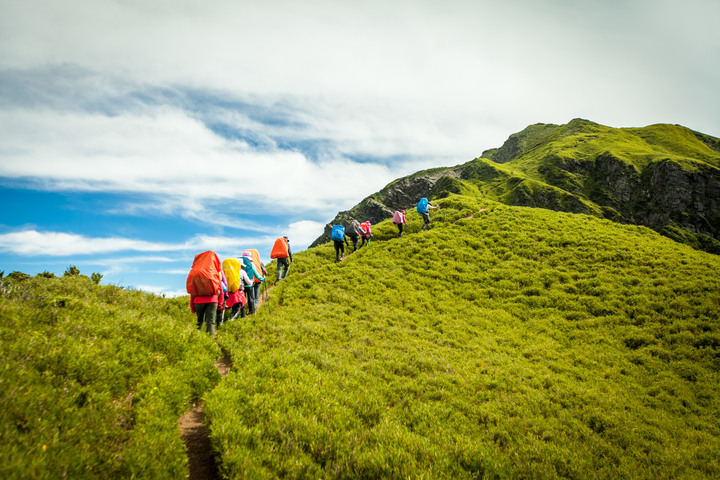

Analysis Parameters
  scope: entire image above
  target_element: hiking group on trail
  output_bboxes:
[187,247,272,336]
[187,198,438,335]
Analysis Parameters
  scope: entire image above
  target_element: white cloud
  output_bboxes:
[285,220,327,250]
[0,229,274,257]
[0,230,173,256]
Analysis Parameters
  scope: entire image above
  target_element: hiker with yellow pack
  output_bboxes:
[270,236,293,282]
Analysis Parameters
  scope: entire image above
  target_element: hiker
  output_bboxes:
[225,282,247,321]
[240,253,264,314]
[359,221,372,248]
[187,250,223,336]
[417,197,439,231]
[270,236,293,282]
[222,258,250,321]
[392,210,407,237]
[242,250,267,312]
[216,269,229,327]
[346,219,361,252]
[330,224,349,262]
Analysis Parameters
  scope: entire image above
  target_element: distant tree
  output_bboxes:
[64,265,81,277]
[7,271,31,282]
[37,271,56,279]
[91,272,103,285]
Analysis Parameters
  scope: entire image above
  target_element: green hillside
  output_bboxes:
[3,191,719,479]
[314,119,720,255]
[212,195,720,479]
[0,273,221,478]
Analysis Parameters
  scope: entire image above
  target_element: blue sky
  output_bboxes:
[1,0,719,296]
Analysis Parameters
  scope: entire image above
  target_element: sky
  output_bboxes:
[1,0,718,297]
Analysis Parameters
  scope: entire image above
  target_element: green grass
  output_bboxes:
[3,188,719,479]
[213,195,720,479]
[0,274,221,479]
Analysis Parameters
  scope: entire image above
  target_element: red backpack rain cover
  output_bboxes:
[270,237,289,259]
[186,250,222,296]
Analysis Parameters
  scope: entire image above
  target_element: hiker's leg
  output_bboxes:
[245,287,254,313]
[352,236,358,251]
[205,303,217,336]
[195,303,205,330]
[282,258,290,279]
[253,283,260,307]
[276,258,284,281]
[278,258,289,280]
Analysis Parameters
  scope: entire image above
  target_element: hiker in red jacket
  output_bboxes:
[392,210,407,238]
[359,221,372,248]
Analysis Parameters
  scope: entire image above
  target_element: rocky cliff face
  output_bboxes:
[311,120,720,254]
[310,169,458,247]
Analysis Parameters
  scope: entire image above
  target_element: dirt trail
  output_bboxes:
[179,284,276,480]
[179,350,231,480]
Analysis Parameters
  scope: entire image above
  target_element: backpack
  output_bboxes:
[331,225,345,241]
[242,249,264,284]
[222,258,243,293]
[187,251,222,296]
[417,198,429,214]
[347,220,360,236]
[392,210,404,224]
[359,222,371,237]
[270,237,289,259]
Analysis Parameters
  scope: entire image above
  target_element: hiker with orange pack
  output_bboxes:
[186,250,223,336]
[270,236,293,282]
[241,250,265,314]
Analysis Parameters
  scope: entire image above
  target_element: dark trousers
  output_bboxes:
[348,235,359,251]
[244,286,255,314]
[334,240,345,261]
[253,283,261,309]
[277,257,290,281]
[421,213,430,230]
[396,223,404,237]
[195,302,217,335]
[229,303,245,320]
[360,236,370,248]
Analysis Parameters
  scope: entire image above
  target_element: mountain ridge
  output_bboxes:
[312,119,720,253]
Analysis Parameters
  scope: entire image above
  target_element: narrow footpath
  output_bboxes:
[179,284,275,480]
[179,350,230,480]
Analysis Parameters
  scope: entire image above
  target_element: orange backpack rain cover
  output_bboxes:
[186,250,222,296]
[270,237,289,259]
[242,249,263,284]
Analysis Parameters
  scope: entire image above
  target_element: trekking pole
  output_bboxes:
[264,280,272,315]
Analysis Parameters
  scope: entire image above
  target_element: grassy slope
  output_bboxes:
[210,195,720,479]
[0,275,221,479]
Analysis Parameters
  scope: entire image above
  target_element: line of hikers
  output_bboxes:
[330,197,438,262]
[187,236,293,336]
[187,197,438,335]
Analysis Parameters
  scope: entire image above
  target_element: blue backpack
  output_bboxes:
[331,225,345,241]
[417,197,429,214]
